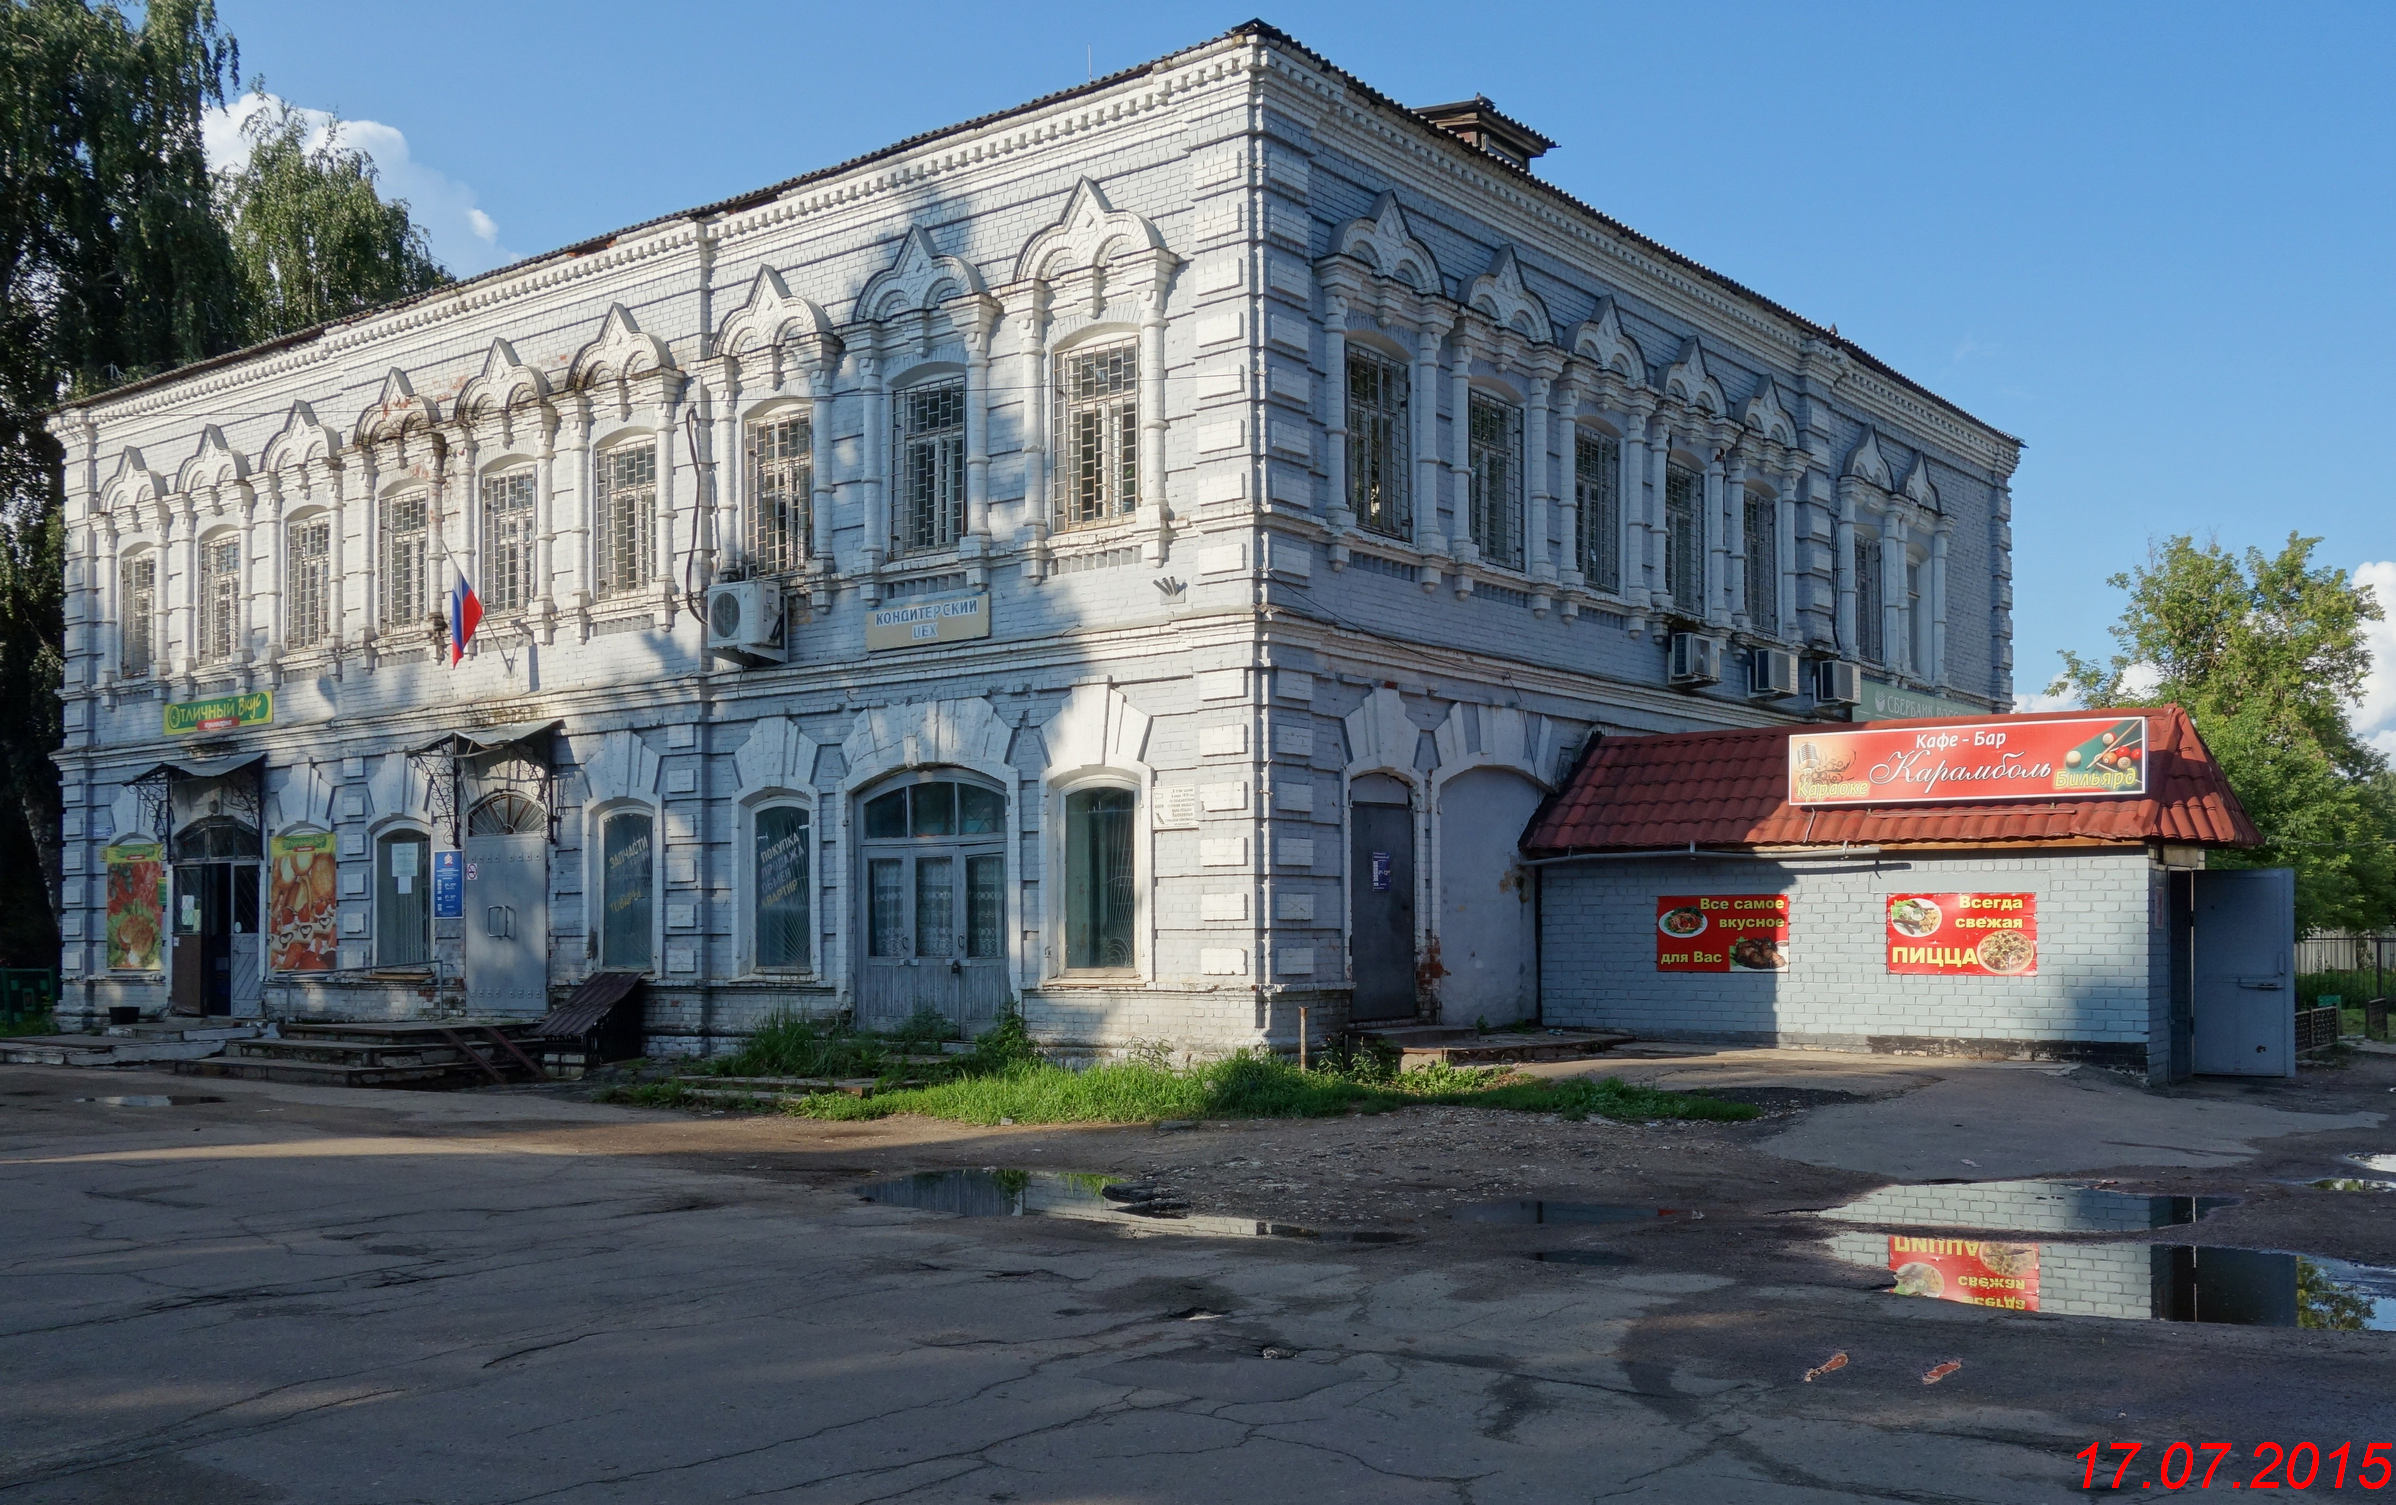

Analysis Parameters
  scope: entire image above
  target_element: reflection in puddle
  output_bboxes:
[2349,1154,2396,1175]
[856,1169,1407,1244]
[1528,1249,1636,1266]
[1815,1179,2229,1233]
[1454,1201,1699,1226]
[2307,1178,2396,1194]
[1824,1234,2396,1329]
[75,1095,224,1107]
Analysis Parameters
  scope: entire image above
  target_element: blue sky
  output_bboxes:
[209,1,2396,743]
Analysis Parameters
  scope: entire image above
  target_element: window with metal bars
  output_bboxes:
[1055,342,1137,531]
[1744,494,1778,636]
[481,471,536,614]
[198,536,240,663]
[746,415,809,575]
[1664,465,1702,615]
[379,493,428,630]
[1467,393,1524,570]
[1908,556,1927,672]
[1346,349,1409,539]
[286,519,331,649]
[595,443,656,598]
[120,555,156,678]
[895,379,967,555]
[1857,535,1886,663]
[1576,432,1621,593]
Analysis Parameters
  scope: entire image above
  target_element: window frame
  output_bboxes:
[1060,784,1139,975]
[372,825,433,968]
[745,410,811,576]
[120,551,158,679]
[893,376,968,557]
[379,490,430,631]
[1856,532,1887,664]
[1663,463,1703,617]
[1346,346,1411,540]
[285,513,332,650]
[1044,770,1147,983]
[479,467,538,615]
[197,531,242,665]
[744,796,814,976]
[1743,490,1779,637]
[594,440,658,600]
[1053,338,1139,533]
[1576,430,1622,594]
[855,770,1010,967]
[1466,391,1524,571]
[594,803,658,973]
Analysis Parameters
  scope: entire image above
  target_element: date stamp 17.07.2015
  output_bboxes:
[2078,1440,2393,1491]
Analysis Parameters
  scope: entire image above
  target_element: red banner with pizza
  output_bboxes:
[1888,1235,2041,1312]
[1789,715,2147,806]
[1887,893,2038,975]
[1656,894,1790,973]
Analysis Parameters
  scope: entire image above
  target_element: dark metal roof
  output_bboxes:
[128,752,267,784]
[531,969,645,1042]
[53,20,2020,453]
[414,719,563,759]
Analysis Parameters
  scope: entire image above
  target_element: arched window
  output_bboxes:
[1576,431,1621,593]
[595,443,656,598]
[894,379,966,555]
[467,790,546,836]
[1055,341,1137,531]
[1063,786,1136,972]
[120,553,158,678]
[1346,347,1410,539]
[198,534,241,663]
[286,515,332,648]
[752,804,811,972]
[599,809,654,969]
[380,492,429,629]
[375,828,431,966]
[481,469,537,613]
[747,413,809,575]
[1467,392,1523,570]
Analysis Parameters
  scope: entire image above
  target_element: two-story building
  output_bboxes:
[48,22,2021,1055]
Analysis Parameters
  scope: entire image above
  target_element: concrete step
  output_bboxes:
[1,1034,234,1068]
[279,1020,537,1044]
[176,1055,471,1088]
[224,1037,466,1068]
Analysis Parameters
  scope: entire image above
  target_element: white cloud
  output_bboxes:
[2117,661,2163,700]
[203,91,513,277]
[2353,560,2396,756]
[2013,682,2080,713]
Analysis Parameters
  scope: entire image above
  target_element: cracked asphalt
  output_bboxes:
[2,1055,2393,1504]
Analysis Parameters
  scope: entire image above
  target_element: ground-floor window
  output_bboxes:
[600,810,653,970]
[753,804,810,972]
[1064,786,1136,971]
[376,830,431,966]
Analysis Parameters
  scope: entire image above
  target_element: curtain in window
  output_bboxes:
[1065,787,1136,970]
[753,806,810,970]
[1346,350,1410,539]
[1577,433,1621,592]
[601,811,654,969]
[896,381,966,554]
[748,416,810,574]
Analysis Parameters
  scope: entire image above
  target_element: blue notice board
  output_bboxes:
[433,849,463,918]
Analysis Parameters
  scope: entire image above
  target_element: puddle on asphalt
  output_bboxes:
[75,1095,224,1107]
[1454,1201,1700,1226]
[2348,1154,2396,1175]
[1813,1179,2231,1233]
[1528,1249,1637,1266]
[1822,1235,2396,1330]
[856,1169,1409,1245]
[2306,1178,2396,1193]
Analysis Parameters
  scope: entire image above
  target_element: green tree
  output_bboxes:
[216,92,447,341]
[2057,533,2396,934]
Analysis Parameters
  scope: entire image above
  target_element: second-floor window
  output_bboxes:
[1056,342,1137,530]
[481,470,536,614]
[747,414,809,574]
[1664,464,1702,615]
[287,518,331,649]
[895,379,966,555]
[380,493,428,630]
[596,443,656,599]
[1577,432,1621,593]
[1857,535,1886,663]
[1467,393,1523,570]
[1744,494,1778,636]
[198,537,240,664]
[1346,349,1409,539]
[120,555,156,678]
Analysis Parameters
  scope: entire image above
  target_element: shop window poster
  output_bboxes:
[1888,1235,2041,1312]
[1887,893,2038,975]
[103,841,165,971]
[1655,894,1790,972]
[268,830,338,972]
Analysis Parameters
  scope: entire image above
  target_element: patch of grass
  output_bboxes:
[1462,1074,1762,1123]
[2300,969,2385,1006]
[0,1013,57,1039]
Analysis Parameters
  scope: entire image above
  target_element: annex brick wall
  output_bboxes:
[1539,851,2163,1068]
[1823,1180,2192,1235]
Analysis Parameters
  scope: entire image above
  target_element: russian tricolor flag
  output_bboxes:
[448,570,483,666]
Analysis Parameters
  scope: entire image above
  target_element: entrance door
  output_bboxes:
[857,777,1009,1034]
[1434,767,1546,1027]
[2191,867,2295,1077]
[1348,780,1417,1022]
[466,792,550,1016]
[168,861,256,1017]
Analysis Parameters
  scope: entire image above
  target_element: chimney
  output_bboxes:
[1414,96,1556,169]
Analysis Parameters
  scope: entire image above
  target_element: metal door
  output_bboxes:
[2191,867,2295,1077]
[856,778,1009,1035]
[1349,802,1417,1022]
[226,862,261,1018]
[466,834,550,1015]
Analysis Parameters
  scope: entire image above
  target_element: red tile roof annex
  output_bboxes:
[1520,705,2260,855]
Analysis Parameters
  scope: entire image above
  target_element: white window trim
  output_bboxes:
[586,800,662,975]
[1043,768,1149,984]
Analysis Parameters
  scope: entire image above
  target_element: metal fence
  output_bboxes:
[0,968,56,1025]
[2298,932,2394,992]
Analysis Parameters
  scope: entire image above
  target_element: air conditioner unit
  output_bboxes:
[1749,647,1801,700]
[1667,632,1723,688]
[1815,658,1863,706]
[705,579,785,666]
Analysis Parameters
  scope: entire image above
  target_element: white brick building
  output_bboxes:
[48,24,2023,1053]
